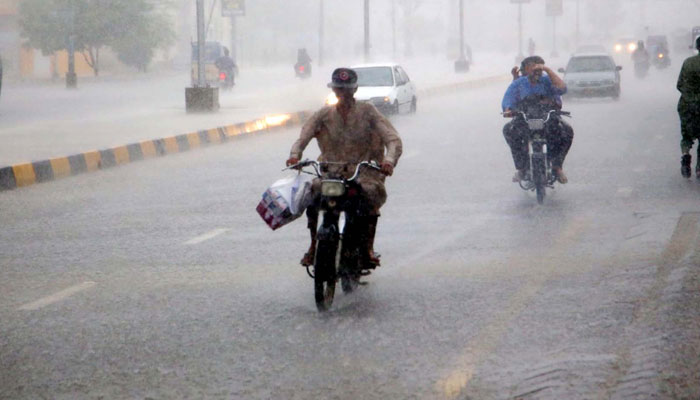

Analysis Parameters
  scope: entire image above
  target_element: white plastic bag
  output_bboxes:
[256,173,315,230]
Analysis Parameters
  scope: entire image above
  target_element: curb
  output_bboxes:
[0,74,509,192]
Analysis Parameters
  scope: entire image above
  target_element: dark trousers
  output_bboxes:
[503,120,574,170]
[679,103,700,155]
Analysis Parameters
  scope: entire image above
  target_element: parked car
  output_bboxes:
[325,63,417,115]
[559,53,622,100]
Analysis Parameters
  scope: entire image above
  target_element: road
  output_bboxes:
[1,63,699,399]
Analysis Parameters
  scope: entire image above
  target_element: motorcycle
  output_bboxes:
[218,69,234,90]
[285,160,382,311]
[505,101,571,204]
[294,62,312,79]
[634,59,650,79]
[651,51,671,69]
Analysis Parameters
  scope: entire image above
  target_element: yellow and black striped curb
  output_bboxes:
[0,111,313,191]
[0,74,509,192]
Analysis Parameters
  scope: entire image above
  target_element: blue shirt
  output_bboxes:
[501,75,567,111]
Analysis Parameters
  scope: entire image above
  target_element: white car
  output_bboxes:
[559,52,622,100]
[325,63,417,115]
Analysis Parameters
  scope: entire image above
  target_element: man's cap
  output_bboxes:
[327,68,358,88]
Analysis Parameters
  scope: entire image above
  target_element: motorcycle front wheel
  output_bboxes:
[313,240,337,311]
[531,155,547,204]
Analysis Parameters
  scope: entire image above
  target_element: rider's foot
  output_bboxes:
[553,167,568,184]
[681,154,692,178]
[512,169,526,182]
[368,250,381,266]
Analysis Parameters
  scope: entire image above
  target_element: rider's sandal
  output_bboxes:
[300,252,314,267]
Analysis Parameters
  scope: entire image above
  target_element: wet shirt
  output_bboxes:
[289,101,402,179]
[677,54,700,105]
[501,75,566,111]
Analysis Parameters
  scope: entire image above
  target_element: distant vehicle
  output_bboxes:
[647,35,671,68]
[190,41,227,87]
[325,63,417,115]
[575,44,608,54]
[614,38,638,54]
[559,53,622,100]
[692,26,700,49]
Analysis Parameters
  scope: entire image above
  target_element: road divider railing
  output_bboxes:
[0,74,509,192]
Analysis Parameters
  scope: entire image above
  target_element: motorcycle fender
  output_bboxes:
[317,223,339,242]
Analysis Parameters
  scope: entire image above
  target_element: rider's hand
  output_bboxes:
[380,162,394,176]
[286,157,300,167]
[511,66,520,80]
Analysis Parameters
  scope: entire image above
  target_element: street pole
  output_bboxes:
[454,0,469,72]
[196,0,206,87]
[391,0,396,58]
[364,0,370,62]
[319,0,324,66]
[66,9,77,89]
[518,3,523,59]
[575,0,580,48]
[551,16,558,57]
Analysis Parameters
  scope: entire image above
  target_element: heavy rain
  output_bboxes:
[1,0,700,398]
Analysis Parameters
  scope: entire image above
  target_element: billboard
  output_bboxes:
[222,0,245,17]
[545,0,563,16]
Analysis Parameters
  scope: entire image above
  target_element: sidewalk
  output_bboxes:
[0,53,513,167]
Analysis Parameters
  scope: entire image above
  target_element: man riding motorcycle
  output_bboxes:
[286,68,402,268]
[215,47,237,87]
[502,56,573,184]
[677,36,700,178]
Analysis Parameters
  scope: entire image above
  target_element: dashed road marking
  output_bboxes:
[18,281,96,311]
[616,187,634,197]
[184,228,230,245]
[435,217,590,399]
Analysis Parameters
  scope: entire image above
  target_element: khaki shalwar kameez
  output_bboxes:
[289,101,402,215]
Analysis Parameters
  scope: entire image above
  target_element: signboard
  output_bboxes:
[222,0,245,17]
[545,0,563,16]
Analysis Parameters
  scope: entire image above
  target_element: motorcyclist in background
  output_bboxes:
[286,68,402,268]
[215,47,237,87]
[502,56,574,184]
[295,48,312,77]
[677,36,700,178]
[632,40,650,76]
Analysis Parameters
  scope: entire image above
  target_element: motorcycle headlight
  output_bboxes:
[658,53,664,59]
[325,93,339,106]
[628,43,637,52]
[321,180,345,197]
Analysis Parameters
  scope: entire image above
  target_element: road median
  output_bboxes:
[0,74,508,192]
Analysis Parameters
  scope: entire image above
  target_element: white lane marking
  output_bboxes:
[616,187,634,197]
[402,150,421,160]
[184,228,230,245]
[18,281,96,311]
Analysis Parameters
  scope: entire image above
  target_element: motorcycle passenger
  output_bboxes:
[632,40,650,74]
[677,36,700,178]
[502,56,573,184]
[286,68,402,268]
[215,47,237,86]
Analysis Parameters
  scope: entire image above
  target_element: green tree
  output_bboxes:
[110,3,175,72]
[19,0,174,76]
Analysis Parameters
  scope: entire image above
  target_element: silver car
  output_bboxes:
[559,53,622,100]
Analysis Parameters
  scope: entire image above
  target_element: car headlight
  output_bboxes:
[321,180,345,197]
[658,53,664,59]
[628,43,637,52]
[369,96,391,105]
[325,93,338,106]
[614,44,623,52]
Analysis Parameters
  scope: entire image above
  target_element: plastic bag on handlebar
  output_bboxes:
[256,173,315,230]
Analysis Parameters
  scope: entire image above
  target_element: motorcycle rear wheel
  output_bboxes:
[313,240,337,311]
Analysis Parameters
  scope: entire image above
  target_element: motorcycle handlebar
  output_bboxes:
[284,160,382,180]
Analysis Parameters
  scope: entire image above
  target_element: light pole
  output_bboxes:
[319,0,324,66]
[510,0,530,64]
[364,0,370,62]
[185,0,219,112]
[454,0,469,72]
